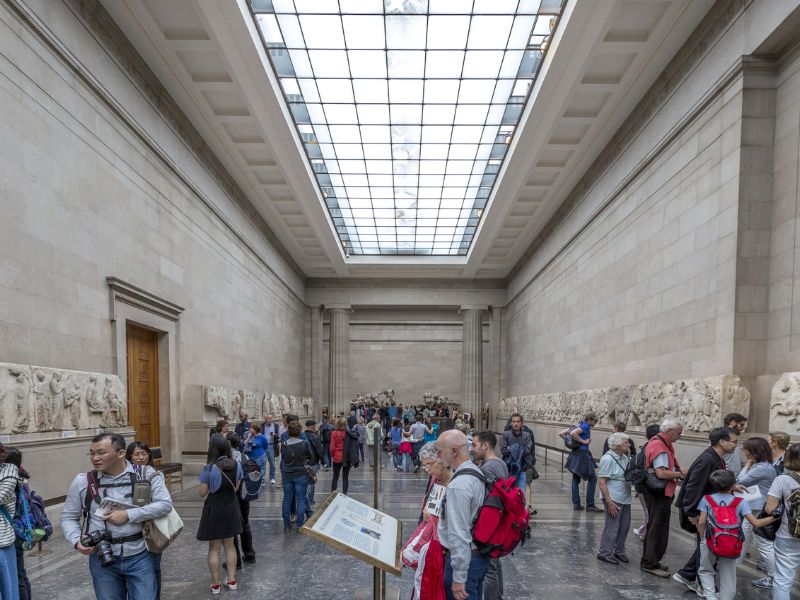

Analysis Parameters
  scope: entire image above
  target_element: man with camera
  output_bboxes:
[61,433,173,600]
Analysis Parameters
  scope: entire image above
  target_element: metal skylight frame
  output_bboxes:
[249,0,565,256]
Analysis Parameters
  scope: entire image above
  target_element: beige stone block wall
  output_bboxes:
[322,308,491,412]
[0,0,306,497]
[503,87,740,395]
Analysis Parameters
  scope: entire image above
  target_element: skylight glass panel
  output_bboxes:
[251,0,565,255]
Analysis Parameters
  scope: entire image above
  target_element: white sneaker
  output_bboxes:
[270,479,276,485]
[672,573,697,592]
[224,578,238,590]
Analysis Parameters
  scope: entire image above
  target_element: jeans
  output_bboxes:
[266,445,276,480]
[392,447,401,469]
[15,542,30,600]
[151,552,162,600]
[89,548,157,600]
[282,474,309,528]
[411,441,423,467]
[0,544,17,600]
[698,542,736,600]
[323,445,332,468]
[515,471,527,491]
[598,501,630,558]
[254,455,267,484]
[233,498,254,561]
[571,472,597,507]
[444,550,489,600]
[331,462,351,494]
[640,488,673,570]
[306,464,320,515]
[773,536,800,599]
[359,442,365,462]
[482,557,503,600]
[401,453,410,472]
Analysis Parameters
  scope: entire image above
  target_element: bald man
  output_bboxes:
[436,430,489,600]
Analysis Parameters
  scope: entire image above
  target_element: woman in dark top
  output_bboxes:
[197,435,243,594]
[281,421,312,532]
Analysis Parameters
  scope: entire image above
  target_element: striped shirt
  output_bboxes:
[438,460,485,584]
[0,463,19,547]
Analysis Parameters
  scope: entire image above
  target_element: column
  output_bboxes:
[327,305,351,417]
[461,306,486,420]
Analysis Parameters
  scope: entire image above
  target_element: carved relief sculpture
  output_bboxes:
[203,386,229,419]
[770,373,800,433]
[0,363,126,434]
[498,375,749,433]
[10,370,30,433]
[86,374,105,414]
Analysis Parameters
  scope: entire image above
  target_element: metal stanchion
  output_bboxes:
[372,441,381,600]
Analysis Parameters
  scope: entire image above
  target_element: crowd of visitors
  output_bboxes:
[19,396,796,600]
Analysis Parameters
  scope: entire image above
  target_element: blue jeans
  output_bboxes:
[266,445,276,480]
[392,447,401,468]
[571,472,597,507]
[773,537,800,600]
[411,441,423,467]
[306,464,320,516]
[151,552,162,600]
[515,471,526,490]
[254,455,267,484]
[444,550,489,600]
[323,445,332,468]
[89,548,157,600]
[282,474,309,528]
[0,544,17,600]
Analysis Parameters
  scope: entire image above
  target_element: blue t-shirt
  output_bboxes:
[247,434,269,459]
[388,406,398,419]
[697,493,752,521]
[577,421,591,451]
[390,426,403,445]
[424,423,438,443]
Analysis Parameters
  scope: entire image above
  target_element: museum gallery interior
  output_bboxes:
[3,0,800,597]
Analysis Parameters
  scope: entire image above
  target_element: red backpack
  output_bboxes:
[448,469,531,558]
[704,495,745,558]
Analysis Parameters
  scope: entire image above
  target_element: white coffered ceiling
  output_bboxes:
[101,0,713,279]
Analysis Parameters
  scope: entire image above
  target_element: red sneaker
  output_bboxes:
[224,579,238,590]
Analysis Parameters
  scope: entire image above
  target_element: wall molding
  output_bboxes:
[107,276,184,323]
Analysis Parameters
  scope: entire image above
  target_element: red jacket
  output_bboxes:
[330,430,345,464]
[645,433,680,497]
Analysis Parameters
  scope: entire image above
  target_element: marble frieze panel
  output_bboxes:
[203,386,313,420]
[499,375,750,432]
[770,373,800,434]
[0,362,127,434]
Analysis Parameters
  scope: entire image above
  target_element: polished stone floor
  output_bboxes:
[28,452,798,599]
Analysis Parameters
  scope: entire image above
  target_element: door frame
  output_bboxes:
[108,277,184,460]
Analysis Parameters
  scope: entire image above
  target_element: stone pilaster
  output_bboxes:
[461,307,486,419]
[327,306,351,417]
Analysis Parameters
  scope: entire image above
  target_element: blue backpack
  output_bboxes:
[0,482,53,547]
[241,456,264,501]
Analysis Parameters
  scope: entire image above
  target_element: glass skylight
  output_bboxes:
[250,0,564,256]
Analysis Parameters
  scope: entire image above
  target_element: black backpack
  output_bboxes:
[626,442,649,493]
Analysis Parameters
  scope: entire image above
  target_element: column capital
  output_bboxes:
[459,305,488,314]
[324,304,352,314]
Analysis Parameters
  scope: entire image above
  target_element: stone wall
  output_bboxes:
[322,308,490,411]
[0,0,307,498]
[502,2,800,434]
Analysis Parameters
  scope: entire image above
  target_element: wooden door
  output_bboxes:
[126,324,160,447]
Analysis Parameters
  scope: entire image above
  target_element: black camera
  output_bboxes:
[84,530,115,568]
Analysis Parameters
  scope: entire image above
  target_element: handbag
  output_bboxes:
[143,509,184,553]
[753,505,784,541]
[644,468,668,491]
[305,464,317,485]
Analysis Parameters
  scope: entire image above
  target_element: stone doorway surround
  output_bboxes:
[107,277,184,462]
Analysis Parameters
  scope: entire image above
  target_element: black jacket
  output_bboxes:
[281,438,311,477]
[306,430,324,466]
[342,429,360,468]
[675,445,728,530]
